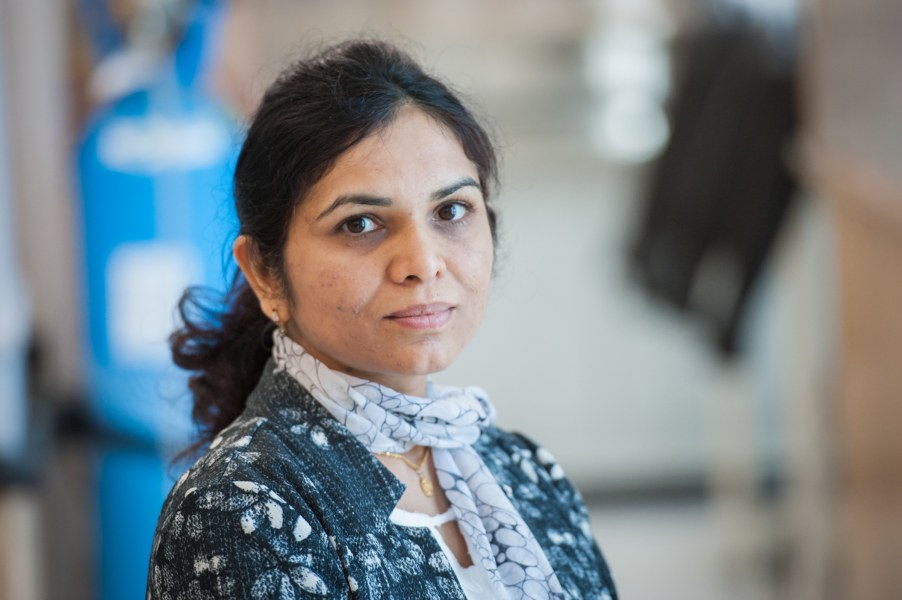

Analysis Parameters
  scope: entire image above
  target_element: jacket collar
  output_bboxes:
[245,360,406,527]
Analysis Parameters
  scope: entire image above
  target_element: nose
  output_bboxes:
[387,224,446,284]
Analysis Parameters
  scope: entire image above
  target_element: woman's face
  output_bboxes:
[243,107,494,395]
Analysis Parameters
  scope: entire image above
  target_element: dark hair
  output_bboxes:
[171,40,499,450]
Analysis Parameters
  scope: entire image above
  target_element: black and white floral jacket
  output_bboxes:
[147,361,618,599]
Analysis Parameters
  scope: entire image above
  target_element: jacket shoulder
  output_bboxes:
[476,426,619,599]
[475,426,571,490]
[148,415,349,599]
[149,472,347,598]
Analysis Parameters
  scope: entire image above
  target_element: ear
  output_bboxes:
[233,235,286,318]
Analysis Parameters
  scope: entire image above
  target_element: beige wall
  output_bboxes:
[804,0,902,598]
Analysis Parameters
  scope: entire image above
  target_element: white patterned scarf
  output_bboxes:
[272,331,564,599]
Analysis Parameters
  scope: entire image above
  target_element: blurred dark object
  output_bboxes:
[630,20,798,355]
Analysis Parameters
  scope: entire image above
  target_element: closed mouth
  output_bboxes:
[387,303,454,319]
[385,303,455,329]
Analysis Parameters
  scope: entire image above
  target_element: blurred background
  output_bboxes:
[1,0,900,598]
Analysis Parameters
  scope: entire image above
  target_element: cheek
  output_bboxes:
[459,242,494,308]
[294,267,374,318]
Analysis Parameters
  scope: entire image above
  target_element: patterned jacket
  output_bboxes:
[147,361,618,599]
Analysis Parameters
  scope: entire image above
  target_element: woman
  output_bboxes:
[148,40,618,600]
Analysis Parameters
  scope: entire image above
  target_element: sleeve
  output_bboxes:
[147,479,348,599]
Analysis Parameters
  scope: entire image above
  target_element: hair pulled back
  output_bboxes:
[171,40,499,449]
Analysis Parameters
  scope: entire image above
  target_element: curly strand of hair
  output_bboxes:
[170,276,274,458]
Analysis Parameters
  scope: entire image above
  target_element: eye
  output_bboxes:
[437,201,470,222]
[340,215,380,235]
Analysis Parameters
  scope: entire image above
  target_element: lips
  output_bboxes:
[385,303,455,330]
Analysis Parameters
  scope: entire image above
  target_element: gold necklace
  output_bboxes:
[378,446,434,497]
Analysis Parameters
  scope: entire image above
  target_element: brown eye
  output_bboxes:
[341,216,378,235]
[437,202,467,222]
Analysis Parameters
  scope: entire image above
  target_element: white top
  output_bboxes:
[389,507,498,600]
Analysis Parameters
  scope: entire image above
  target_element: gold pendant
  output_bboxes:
[420,476,434,497]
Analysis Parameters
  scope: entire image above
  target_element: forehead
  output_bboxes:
[302,107,480,209]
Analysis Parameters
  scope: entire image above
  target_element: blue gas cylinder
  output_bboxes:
[77,82,238,445]
[75,3,238,598]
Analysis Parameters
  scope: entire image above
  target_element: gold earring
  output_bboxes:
[271,308,286,336]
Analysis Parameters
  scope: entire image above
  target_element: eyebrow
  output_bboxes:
[315,176,481,222]
[431,177,480,201]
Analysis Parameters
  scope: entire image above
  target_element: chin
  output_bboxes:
[391,348,458,377]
